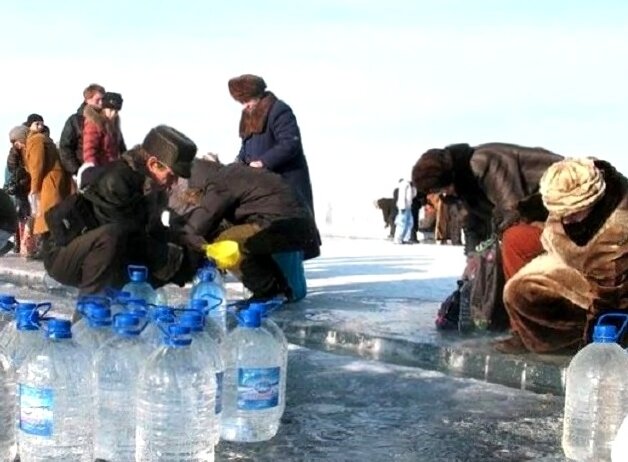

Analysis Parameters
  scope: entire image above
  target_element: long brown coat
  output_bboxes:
[503,162,628,353]
[25,132,72,234]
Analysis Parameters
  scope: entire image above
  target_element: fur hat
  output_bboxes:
[142,125,197,179]
[9,126,28,143]
[411,148,454,194]
[540,157,606,217]
[23,113,43,127]
[228,74,267,103]
[102,92,123,110]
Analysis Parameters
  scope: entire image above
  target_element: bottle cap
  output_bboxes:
[189,298,209,312]
[239,308,261,328]
[163,324,192,347]
[128,265,148,282]
[46,319,72,339]
[113,313,142,336]
[593,325,618,343]
[179,311,204,332]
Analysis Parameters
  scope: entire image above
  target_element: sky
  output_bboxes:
[1,0,628,226]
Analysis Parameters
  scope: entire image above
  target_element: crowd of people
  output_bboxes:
[2,76,320,303]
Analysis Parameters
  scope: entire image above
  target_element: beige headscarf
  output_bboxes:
[540,157,606,217]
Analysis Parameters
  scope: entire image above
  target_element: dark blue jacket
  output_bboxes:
[237,99,314,214]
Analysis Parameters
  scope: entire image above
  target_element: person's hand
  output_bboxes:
[249,160,264,168]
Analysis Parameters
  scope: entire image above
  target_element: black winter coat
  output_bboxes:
[180,161,319,258]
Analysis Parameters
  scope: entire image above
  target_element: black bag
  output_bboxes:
[45,194,99,246]
[469,238,509,331]
[435,280,463,330]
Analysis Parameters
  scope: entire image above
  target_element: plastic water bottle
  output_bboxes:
[18,318,94,461]
[180,310,224,445]
[0,294,17,331]
[563,314,628,462]
[7,304,44,369]
[72,305,114,351]
[250,302,289,416]
[221,308,285,442]
[72,300,108,341]
[193,260,225,288]
[613,415,628,462]
[122,265,158,304]
[0,346,16,462]
[190,299,226,352]
[191,267,227,331]
[0,302,49,361]
[141,307,176,348]
[136,324,216,461]
[94,313,148,462]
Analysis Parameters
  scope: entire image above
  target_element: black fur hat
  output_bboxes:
[102,92,123,110]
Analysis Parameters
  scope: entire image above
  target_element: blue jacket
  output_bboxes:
[237,99,314,214]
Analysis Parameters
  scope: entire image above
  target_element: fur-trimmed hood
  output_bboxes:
[83,105,120,131]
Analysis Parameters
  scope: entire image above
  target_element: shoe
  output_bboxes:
[492,333,529,354]
[0,241,14,257]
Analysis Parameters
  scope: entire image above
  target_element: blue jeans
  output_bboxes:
[394,209,414,243]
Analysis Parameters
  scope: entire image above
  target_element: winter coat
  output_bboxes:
[0,189,17,234]
[396,180,416,210]
[82,106,124,166]
[25,132,72,234]
[5,146,30,198]
[447,143,562,249]
[236,92,315,215]
[179,161,319,258]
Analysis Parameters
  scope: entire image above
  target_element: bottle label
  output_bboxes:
[19,384,53,437]
[215,371,224,415]
[237,366,280,410]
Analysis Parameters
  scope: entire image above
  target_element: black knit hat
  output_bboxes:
[142,125,197,179]
[102,92,123,110]
[23,113,44,127]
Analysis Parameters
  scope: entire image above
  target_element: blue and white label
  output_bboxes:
[215,371,224,415]
[237,366,280,410]
[19,384,53,437]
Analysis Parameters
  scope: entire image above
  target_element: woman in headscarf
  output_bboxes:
[499,158,628,354]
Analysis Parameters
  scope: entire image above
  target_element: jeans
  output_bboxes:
[394,208,414,243]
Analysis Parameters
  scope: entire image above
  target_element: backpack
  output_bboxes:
[435,280,464,330]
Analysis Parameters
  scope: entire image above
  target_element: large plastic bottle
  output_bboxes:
[190,267,227,332]
[613,414,628,462]
[221,308,285,442]
[0,294,18,331]
[179,310,224,446]
[136,324,216,462]
[0,302,50,359]
[94,313,149,462]
[0,346,15,462]
[190,299,226,352]
[193,260,225,288]
[6,305,44,369]
[17,318,94,461]
[141,307,176,348]
[72,305,114,351]
[563,314,628,462]
[122,265,158,304]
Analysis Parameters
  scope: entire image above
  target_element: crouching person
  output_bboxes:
[41,125,197,295]
[174,158,320,302]
[500,158,628,354]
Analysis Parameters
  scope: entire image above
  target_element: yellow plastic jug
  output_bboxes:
[203,240,241,270]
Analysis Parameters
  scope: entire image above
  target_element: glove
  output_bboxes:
[28,193,40,216]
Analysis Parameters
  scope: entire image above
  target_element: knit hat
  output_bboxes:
[102,92,123,110]
[23,113,44,127]
[540,157,606,217]
[142,125,197,179]
[9,126,28,143]
[228,74,267,103]
[411,148,454,194]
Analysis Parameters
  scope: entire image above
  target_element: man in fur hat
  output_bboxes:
[500,158,628,354]
[42,125,197,295]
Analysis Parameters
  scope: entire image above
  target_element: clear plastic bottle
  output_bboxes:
[106,290,132,316]
[72,305,114,352]
[122,265,158,304]
[190,268,227,332]
[18,318,94,462]
[221,308,285,442]
[563,320,628,462]
[7,305,44,370]
[136,325,216,462]
[190,299,226,353]
[0,302,49,360]
[94,313,149,462]
[141,307,176,348]
[0,346,15,462]
[179,311,224,446]
[613,414,628,462]
[193,260,225,288]
[0,294,18,331]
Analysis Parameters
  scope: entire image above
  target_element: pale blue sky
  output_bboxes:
[1,0,628,217]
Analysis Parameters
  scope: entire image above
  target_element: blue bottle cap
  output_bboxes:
[164,324,192,347]
[189,299,209,312]
[128,265,148,282]
[150,305,174,321]
[0,294,16,304]
[198,269,216,283]
[46,319,72,339]
[126,299,148,317]
[113,313,142,335]
[593,325,618,343]
[239,308,261,328]
[179,311,204,332]
[87,306,113,327]
[16,308,39,331]
[16,302,38,312]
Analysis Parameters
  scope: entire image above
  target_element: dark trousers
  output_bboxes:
[213,224,289,299]
[43,224,128,295]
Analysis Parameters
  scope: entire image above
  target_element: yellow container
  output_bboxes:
[203,240,241,270]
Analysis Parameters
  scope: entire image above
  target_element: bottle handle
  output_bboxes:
[127,265,148,279]
[597,313,628,341]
